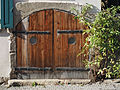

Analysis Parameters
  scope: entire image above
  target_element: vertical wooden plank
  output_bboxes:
[68,14,73,67]
[54,10,60,67]
[28,10,53,68]
[43,10,53,67]
[66,13,70,67]
[42,10,45,68]
[54,10,61,67]
[32,13,38,67]
[28,12,37,67]
[72,15,77,67]
[72,16,78,67]
[58,11,63,67]
[27,14,32,66]
[61,11,64,67]
[28,13,37,67]
[16,23,21,67]
[43,10,47,67]
[16,32,22,66]
[16,34,22,67]
[16,22,27,67]
[61,11,65,67]
[21,18,29,67]
[49,10,53,67]
[62,12,69,67]
[21,34,25,67]
[38,10,44,67]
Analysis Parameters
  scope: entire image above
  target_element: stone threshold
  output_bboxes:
[8,79,90,86]
[7,79,120,87]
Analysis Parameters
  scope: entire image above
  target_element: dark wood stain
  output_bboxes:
[16,9,88,70]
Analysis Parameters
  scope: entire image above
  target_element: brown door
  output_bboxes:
[54,10,88,69]
[15,9,88,70]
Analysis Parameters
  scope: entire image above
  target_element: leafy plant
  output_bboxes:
[32,82,38,87]
[74,5,120,81]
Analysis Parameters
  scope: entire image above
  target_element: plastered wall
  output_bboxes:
[0,30,11,78]
[13,0,101,10]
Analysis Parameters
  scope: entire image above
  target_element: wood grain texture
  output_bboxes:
[16,9,88,69]
[54,10,88,68]
[16,19,28,67]
[28,10,53,67]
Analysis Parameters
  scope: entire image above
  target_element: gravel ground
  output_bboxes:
[1,82,120,90]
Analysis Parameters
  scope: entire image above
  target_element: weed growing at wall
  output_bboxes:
[74,5,120,81]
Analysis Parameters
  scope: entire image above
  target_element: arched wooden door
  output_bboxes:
[15,9,88,77]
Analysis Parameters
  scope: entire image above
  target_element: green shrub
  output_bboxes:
[75,5,120,80]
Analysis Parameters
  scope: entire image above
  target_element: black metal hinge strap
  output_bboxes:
[13,31,51,34]
[55,67,90,71]
[15,67,90,71]
[57,30,83,34]
[15,67,52,71]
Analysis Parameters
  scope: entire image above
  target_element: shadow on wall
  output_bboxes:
[14,2,100,26]
[10,4,27,79]
[85,5,100,22]
[0,30,10,37]
[90,5,100,13]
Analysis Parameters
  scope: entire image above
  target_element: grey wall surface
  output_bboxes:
[0,30,11,78]
[13,0,101,10]
[0,0,1,29]
[14,0,100,26]
[14,1,82,27]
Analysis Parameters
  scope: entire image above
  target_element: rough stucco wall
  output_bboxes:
[13,0,101,26]
[28,0,101,10]
[0,0,1,29]
[14,1,83,27]
[13,0,101,10]
[0,30,11,78]
[75,0,101,10]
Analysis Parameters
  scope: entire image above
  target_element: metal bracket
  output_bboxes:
[15,67,52,71]
[15,67,90,71]
[57,30,83,34]
[13,31,51,34]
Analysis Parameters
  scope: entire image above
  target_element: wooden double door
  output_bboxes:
[16,9,88,71]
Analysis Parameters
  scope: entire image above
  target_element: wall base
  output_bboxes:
[14,71,89,79]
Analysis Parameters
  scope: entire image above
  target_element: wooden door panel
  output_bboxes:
[29,10,53,31]
[28,10,53,67]
[54,10,88,68]
[16,10,53,68]
[27,34,52,67]
[16,9,88,69]
[54,33,87,67]
[16,34,27,67]
[16,18,28,67]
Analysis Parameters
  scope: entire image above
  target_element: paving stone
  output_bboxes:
[1,82,120,90]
